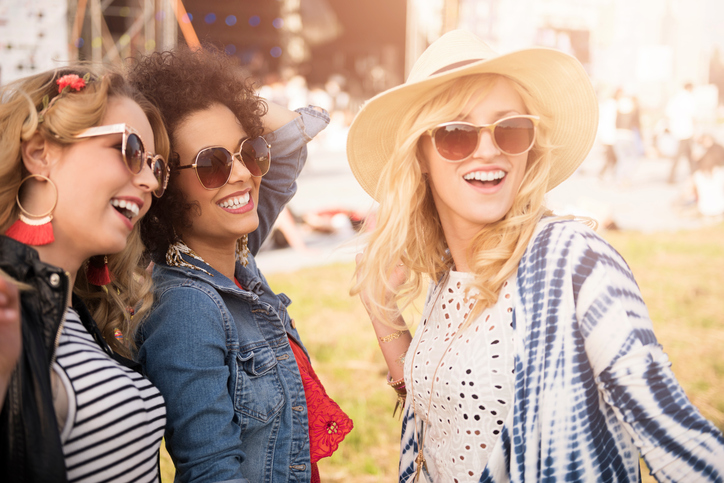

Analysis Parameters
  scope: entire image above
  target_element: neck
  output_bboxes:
[181,236,238,281]
[439,221,481,274]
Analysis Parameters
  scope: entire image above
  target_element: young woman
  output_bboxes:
[0,68,169,481]
[129,48,352,483]
[349,30,724,482]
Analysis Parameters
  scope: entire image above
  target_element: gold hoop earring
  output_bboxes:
[5,174,58,246]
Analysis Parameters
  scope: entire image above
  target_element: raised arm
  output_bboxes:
[248,103,329,254]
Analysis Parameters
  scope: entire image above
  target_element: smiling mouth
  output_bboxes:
[463,169,507,188]
[110,199,140,220]
[218,193,250,209]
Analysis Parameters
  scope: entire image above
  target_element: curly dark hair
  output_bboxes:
[127,47,267,262]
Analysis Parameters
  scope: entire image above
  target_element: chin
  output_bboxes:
[102,238,130,257]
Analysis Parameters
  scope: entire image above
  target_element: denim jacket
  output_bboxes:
[137,107,329,483]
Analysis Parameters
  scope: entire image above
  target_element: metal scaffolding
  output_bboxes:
[68,0,180,65]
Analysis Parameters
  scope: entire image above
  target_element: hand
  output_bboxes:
[0,274,21,402]
[355,253,408,313]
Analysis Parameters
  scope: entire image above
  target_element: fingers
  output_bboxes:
[0,276,22,383]
[0,276,20,322]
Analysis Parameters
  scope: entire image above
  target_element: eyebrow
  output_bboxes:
[459,110,522,122]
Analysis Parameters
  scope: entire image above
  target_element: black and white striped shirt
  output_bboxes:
[53,308,166,483]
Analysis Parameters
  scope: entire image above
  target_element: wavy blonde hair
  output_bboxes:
[0,66,169,357]
[352,74,557,328]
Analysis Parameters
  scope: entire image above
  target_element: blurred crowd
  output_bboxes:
[250,68,724,247]
[597,82,724,221]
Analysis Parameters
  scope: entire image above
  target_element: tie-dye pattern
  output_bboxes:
[399,220,724,482]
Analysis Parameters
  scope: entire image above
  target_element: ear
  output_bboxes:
[20,132,60,177]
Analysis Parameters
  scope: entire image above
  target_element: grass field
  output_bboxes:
[160,222,724,482]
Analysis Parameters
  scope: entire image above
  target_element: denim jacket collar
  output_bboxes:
[156,251,266,299]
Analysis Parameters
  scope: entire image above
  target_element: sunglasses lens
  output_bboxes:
[240,137,271,177]
[196,148,233,189]
[433,124,479,161]
[151,157,168,197]
[125,133,145,173]
[494,117,535,155]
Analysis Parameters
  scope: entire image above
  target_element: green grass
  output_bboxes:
[161,222,724,482]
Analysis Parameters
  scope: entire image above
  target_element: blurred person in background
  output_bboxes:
[666,82,696,183]
[691,134,724,218]
[349,29,724,482]
[0,67,169,482]
[129,47,352,483]
[597,87,619,180]
[613,90,642,187]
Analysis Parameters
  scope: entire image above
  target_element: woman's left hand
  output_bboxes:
[0,274,21,408]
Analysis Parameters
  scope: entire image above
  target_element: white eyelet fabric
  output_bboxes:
[405,270,515,482]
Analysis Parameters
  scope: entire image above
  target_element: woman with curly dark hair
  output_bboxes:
[128,48,352,483]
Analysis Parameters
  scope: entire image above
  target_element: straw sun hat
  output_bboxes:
[346,29,599,201]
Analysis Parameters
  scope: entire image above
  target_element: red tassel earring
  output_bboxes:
[5,174,58,246]
[86,255,113,286]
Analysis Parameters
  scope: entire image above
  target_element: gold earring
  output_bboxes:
[235,235,249,266]
[5,174,58,246]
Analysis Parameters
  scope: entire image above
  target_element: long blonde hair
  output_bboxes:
[0,67,170,357]
[352,74,556,327]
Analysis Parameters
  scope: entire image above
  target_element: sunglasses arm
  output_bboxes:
[75,123,128,139]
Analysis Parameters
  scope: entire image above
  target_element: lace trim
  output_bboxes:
[289,338,353,462]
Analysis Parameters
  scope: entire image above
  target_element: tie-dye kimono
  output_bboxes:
[399,220,724,482]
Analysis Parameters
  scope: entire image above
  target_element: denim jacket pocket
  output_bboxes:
[234,346,285,422]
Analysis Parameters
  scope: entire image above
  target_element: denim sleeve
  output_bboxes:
[247,106,330,255]
[137,287,249,483]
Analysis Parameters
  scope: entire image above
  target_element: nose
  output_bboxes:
[228,153,253,183]
[473,127,501,160]
[134,157,160,193]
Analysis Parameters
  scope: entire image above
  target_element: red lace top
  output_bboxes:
[234,279,352,479]
[288,338,353,463]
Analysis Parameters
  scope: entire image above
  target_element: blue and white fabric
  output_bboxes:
[399,219,724,482]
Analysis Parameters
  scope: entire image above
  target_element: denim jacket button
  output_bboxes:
[290,318,296,329]
[290,464,306,471]
[291,405,304,412]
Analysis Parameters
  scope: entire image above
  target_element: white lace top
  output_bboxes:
[404,270,515,482]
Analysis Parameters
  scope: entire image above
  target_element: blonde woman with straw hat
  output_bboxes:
[349,29,724,482]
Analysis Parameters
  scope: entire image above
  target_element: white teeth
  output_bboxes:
[219,193,250,209]
[111,199,140,217]
[463,170,506,182]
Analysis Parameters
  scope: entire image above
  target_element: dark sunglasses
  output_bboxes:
[426,115,540,161]
[75,123,169,197]
[173,136,271,190]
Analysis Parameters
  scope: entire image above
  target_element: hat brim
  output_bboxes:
[346,47,599,201]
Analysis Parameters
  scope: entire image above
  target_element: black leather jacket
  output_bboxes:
[0,235,139,482]
[0,235,68,482]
